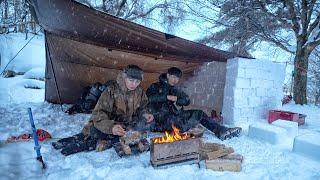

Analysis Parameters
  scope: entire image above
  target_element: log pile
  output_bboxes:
[199,141,243,172]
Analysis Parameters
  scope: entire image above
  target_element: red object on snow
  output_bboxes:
[268,110,306,125]
[36,129,52,141]
[6,129,52,143]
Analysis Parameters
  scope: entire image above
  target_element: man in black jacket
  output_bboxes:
[147,67,241,140]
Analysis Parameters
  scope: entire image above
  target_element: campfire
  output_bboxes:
[150,124,200,167]
[152,124,192,144]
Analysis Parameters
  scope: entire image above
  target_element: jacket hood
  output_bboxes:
[116,71,142,92]
[116,72,129,92]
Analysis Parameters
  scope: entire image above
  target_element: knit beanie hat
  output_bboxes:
[124,65,144,80]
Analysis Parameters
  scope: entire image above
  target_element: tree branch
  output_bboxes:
[255,0,292,28]
[306,38,320,52]
[258,34,295,54]
[300,0,309,36]
[284,0,301,36]
[115,0,127,17]
[124,0,138,19]
[126,3,166,21]
[307,13,320,37]
[306,0,317,25]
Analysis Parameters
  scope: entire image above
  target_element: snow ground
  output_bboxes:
[1,33,320,180]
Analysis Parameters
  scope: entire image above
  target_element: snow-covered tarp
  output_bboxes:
[1,33,320,180]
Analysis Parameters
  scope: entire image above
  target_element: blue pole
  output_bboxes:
[27,107,46,169]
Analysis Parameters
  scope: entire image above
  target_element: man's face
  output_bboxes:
[167,74,180,86]
[125,77,141,91]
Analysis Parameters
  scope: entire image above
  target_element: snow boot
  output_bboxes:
[217,127,242,141]
[52,141,64,150]
[52,133,85,150]
[60,139,96,156]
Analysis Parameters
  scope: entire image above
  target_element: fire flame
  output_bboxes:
[152,124,191,144]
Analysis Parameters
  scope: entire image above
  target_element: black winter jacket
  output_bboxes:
[146,73,190,115]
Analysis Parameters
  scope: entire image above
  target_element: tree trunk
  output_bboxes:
[293,49,309,105]
[4,0,8,33]
[315,92,320,106]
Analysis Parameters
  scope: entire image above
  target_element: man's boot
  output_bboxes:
[60,139,96,156]
[52,133,85,150]
[217,127,242,141]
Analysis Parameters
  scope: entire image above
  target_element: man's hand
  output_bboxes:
[112,125,126,136]
[167,95,177,102]
[143,113,154,123]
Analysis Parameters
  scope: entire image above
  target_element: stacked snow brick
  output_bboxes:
[222,57,285,126]
[293,133,320,161]
[183,61,227,114]
[248,120,298,150]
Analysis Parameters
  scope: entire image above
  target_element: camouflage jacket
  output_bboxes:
[82,73,149,136]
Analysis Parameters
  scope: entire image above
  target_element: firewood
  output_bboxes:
[200,142,225,152]
[220,153,243,163]
[205,147,234,160]
[206,159,241,172]
[138,141,145,152]
[120,131,143,146]
[120,141,132,155]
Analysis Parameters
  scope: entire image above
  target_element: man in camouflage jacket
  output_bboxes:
[52,65,153,156]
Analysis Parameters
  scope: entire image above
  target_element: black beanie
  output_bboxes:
[124,65,144,80]
[167,67,182,78]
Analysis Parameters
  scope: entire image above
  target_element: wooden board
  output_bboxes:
[206,159,241,172]
[220,153,243,163]
[199,142,225,152]
[204,147,234,160]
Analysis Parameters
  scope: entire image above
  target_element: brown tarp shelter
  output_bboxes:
[29,0,239,104]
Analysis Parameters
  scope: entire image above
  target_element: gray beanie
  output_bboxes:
[124,65,144,80]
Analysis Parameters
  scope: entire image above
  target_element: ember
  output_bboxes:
[152,124,192,144]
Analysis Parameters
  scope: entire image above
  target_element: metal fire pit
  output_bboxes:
[150,137,200,167]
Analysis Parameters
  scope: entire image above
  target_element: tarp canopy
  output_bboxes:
[29,0,239,104]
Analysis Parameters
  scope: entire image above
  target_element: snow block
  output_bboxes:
[223,58,285,126]
[293,133,320,161]
[248,122,287,144]
[272,120,298,138]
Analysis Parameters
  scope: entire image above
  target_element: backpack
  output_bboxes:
[65,80,116,115]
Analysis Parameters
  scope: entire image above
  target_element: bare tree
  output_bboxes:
[182,0,320,105]
[75,0,185,32]
[308,48,320,106]
[1,0,32,34]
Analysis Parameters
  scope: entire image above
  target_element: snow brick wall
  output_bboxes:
[222,57,285,126]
